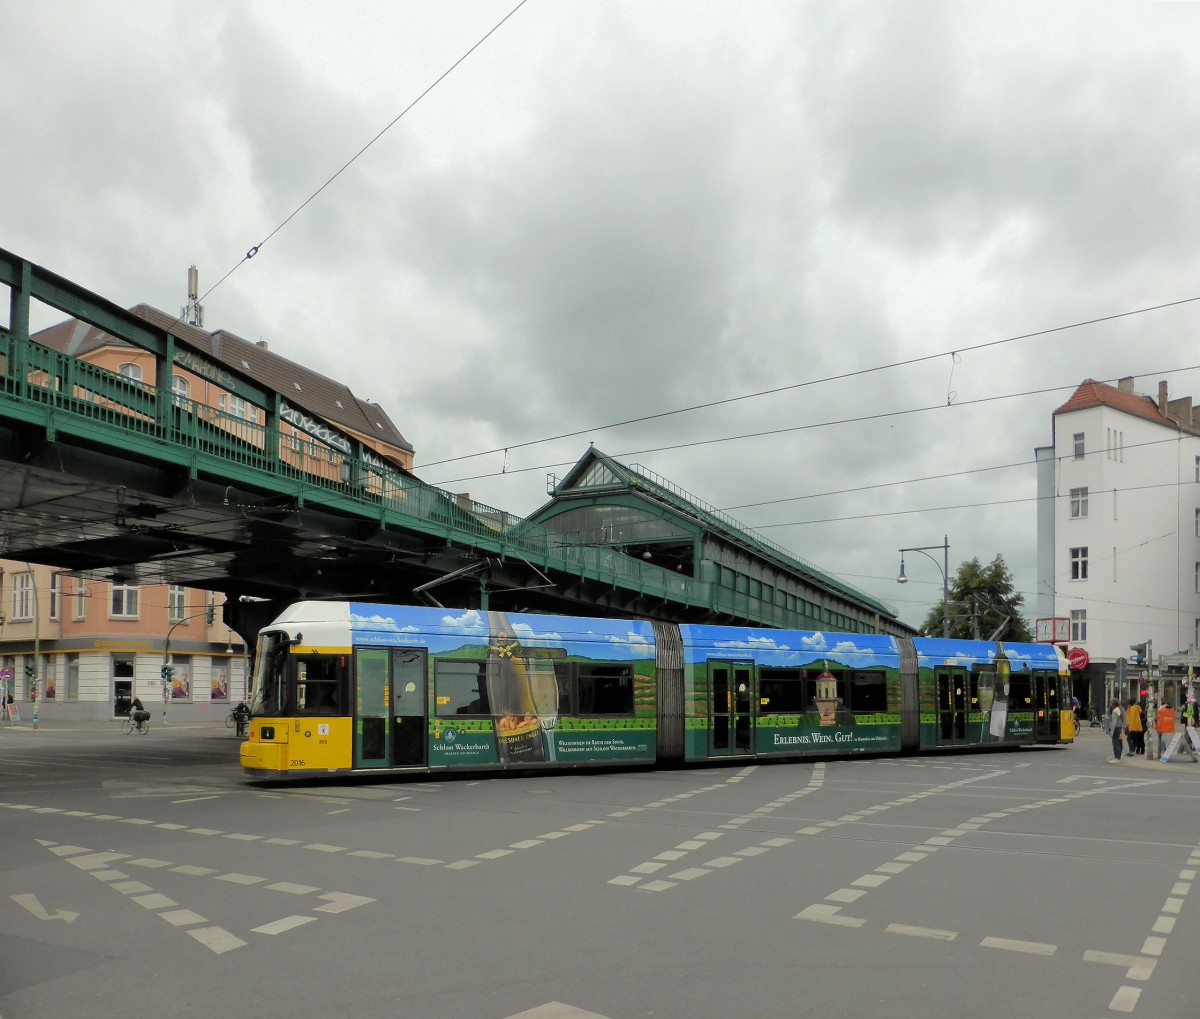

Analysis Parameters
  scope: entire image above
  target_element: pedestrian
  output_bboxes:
[233,700,251,738]
[1126,697,1145,756]
[1155,700,1176,759]
[1107,699,1125,762]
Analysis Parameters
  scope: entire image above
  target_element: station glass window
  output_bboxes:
[435,660,489,717]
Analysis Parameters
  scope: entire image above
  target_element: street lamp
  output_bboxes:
[897,535,950,639]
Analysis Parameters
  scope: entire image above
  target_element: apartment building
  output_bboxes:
[1035,377,1200,707]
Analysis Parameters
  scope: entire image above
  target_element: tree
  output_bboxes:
[918,554,1033,642]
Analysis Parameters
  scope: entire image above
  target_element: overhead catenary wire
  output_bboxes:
[427,363,1200,488]
[420,294,1200,469]
[194,0,530,309]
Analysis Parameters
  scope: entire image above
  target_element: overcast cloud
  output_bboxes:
[4,1,1200,629]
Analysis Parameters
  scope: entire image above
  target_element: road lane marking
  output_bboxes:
[1109,986,1141,1013]
[886,923,956,940]
[980,937,1056,956]
[11,894,79,923]
[252,915,317,935]
[186,926,245,954]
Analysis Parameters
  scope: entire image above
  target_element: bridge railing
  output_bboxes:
[0,331,702,604]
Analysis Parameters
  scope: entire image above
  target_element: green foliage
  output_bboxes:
[918,554,1033,642]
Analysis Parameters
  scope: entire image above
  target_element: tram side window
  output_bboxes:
[847,671,888,712]
[576,664,634,716]
[758,668,806,714]
[292,656,346,715]
[436,660,490,717]
[553,661,574,716]
[1008,672,1032,710]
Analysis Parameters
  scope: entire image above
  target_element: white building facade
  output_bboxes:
[1036,377,1200,708]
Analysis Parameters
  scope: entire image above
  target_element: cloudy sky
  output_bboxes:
[5,1,1200,629]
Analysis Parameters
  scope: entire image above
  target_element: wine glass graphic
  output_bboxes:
[528,660,559,761]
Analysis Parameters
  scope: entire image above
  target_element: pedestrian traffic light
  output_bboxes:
[1130,642,1147,665]
[206,602,215,625]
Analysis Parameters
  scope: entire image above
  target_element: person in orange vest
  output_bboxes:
[1155,700,1176,758]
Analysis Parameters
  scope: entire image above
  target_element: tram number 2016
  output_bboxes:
[290,759,306,768]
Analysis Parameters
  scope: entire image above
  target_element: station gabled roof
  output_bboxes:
[535,446,898,618]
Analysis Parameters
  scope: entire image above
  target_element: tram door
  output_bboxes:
[1032,672,1058,740]
[936,668,968,744]
[354,648,390,769]
[709,661,754,756]
[391,648,427,767]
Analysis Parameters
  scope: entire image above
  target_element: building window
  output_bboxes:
[73,578,87,620]
[168,586,187,623]
[172,375,190,408]
[12,573,33,620]
[1070,547,1088,581]
[42,656,56,700]
[218,394,247,420]
[118,362,143,382]
[1070,609,1087,642]
[48,573,60,621]
[168,655,192,702]
[1196,455,1200,483]
[1069,487,1088,519]
[1073,432,1085,459]
[110,584,139,619]
[66,653,79,700]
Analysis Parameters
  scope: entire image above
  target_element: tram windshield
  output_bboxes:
[250,630,294,716]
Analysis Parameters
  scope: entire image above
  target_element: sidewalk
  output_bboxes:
[0,716,238,736]
[1073,723,1200,773]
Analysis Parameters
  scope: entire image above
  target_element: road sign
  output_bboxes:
[1066,647,1090,671]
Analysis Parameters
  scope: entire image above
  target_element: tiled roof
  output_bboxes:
[1054,379,1174,428]
[31,305,413,455]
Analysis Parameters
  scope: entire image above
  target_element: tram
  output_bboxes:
[239,601,1074,781]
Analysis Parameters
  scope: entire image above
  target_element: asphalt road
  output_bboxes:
[1,720,1198,1019]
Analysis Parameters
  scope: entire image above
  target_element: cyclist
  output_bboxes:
[233,700,250,738]
[130,696,150,733]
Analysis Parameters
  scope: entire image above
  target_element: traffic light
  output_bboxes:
[161,663,174,682]
[206,602,215,625]
[24,664,34,679]
[1130,643,1147,665]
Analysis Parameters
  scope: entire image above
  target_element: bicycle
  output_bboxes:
[123,710,150,735]
[224,708,237,728]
